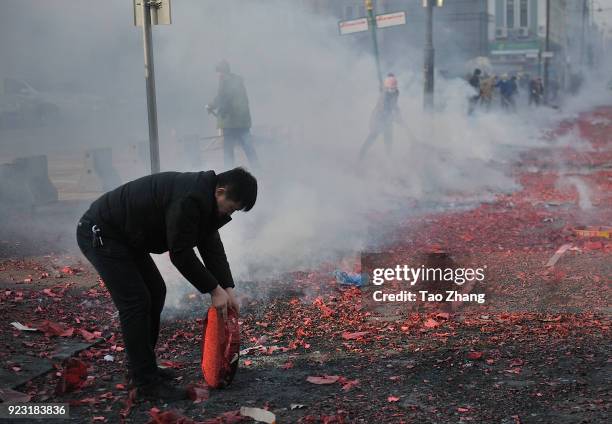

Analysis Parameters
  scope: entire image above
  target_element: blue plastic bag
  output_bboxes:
[332,270,366,287]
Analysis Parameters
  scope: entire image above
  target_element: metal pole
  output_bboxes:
[366,0,383,90]
[423,0,434,110]
[543,0,550,104]
[141,1,161,174]
[581,0,587,66]
[587,0,594,66]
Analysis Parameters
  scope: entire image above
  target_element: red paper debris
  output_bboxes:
[187,384,210,403]
[340,378,360,391]
[387,395,400,402]
[467,351,484,360]
[120,388,137,420]
[423,318,440,329]
[68,397,98,406]
[36,320,74,337]
[43,288,57,297]
[341,331,369,340]
[61,266,78,275]
[306,375,340,385]
[435,312,450,320]
[148,408,196,424]
[56,358,88,394]
[159,360,183,369]
[79,329,101,342]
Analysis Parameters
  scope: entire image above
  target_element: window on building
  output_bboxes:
[496,0,505,27]
[520,0,528,27]
[506,0,515,28]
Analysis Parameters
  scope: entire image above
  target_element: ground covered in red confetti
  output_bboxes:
[0,107,610,423]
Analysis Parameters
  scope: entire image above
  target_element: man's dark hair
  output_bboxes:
[216,167,257,211]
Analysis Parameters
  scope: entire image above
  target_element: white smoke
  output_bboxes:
[1,0,609,309]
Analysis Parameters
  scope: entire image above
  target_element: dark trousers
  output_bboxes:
[222,128,259,169]
[76,218,166,385]
[529,93,541,106]
[468,94,480,115]
[359,122,393,160]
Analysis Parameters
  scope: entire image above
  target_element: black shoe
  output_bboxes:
[157,366,178,380]
[135,375,188,402]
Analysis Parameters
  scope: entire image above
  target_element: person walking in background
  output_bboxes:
[206,60,259,169]
[359,73,402,160]
[529,76,544,106]
[467,68,482,115]
[496,74,518,111]
[479,74,496,111]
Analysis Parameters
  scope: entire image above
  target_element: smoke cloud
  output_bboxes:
[0,1,609,310]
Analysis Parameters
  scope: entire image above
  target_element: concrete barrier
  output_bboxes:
[77,147,122,193]
[0,155,58,207]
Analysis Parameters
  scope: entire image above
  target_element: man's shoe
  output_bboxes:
[157,366,178,380]
[135,376,188,402]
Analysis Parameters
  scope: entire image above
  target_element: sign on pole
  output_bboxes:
[542,51,554,58]
[338,11,406,35]
[375,11,406,29]
[134,0,172,27]
[338,17,369,35]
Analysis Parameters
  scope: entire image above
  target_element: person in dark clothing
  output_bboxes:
[496,75,518,111]
[468,68,482,91]
[207,60,259,169]
[529,77,544,106]
[359,73,402,160]
[76,168,257,402]
[467,68,482,115]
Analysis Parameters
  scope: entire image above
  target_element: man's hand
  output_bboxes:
[225,287,240,315]
[210,286,229,321]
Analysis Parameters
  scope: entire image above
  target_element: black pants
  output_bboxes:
[76,218,166,385]
[222,128,259,169]
[359,121,393,160]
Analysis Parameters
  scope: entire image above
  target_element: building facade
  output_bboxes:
[489,0,600,87]
[306,0,494,75]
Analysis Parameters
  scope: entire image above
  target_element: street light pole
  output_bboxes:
[581,0,587,66]
[141,1,161,174]
[543,0,550,104]
[366,0,383,90]
[423,0,435,110]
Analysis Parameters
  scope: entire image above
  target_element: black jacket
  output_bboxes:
[85,171,234,293]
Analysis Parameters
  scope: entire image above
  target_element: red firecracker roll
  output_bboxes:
[201,307,240,388]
